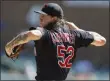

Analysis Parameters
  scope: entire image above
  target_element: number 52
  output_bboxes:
[57,45,74,68]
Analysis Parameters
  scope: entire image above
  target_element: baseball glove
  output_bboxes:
[6,44,25,61]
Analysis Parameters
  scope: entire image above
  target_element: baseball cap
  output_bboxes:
[34,3,64,19]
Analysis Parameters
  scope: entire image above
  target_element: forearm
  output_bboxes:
[6,31,30,49]
[87,31,106,46]
[5,30,42,55]
[6,30,42,48]
[66,21,84,31]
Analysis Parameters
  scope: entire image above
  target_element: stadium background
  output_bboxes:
[1,1,109,80]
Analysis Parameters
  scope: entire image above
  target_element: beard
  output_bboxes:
[43,21,57,30]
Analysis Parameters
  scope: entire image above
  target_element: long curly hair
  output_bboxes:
[44,18,67,30]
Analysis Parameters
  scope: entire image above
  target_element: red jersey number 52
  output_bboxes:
[57,45,74,68]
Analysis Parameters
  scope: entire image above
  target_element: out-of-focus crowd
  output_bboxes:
[1,54,109,80]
